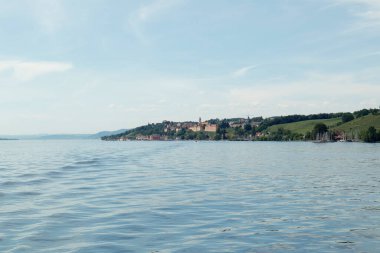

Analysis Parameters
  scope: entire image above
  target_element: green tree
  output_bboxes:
[305,131,312,140]
[364,126,377,143]
[217,122,228,140]
[185,131,196,140]
[218,119,230,129]
[234,127,245,138]
[176,128,186,138]
[342,113,354,123]
[312,123,328,139]
[354,109,369,118]
[313,123,328,134]
[214,133,221,140]
[196,131,207,140]
[227,131,236,140]
[244,123,252,132]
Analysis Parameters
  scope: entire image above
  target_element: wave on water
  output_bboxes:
[0,141,379,252]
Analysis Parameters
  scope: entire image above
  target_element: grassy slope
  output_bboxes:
[268,118,341,135]
[332,114,380,132]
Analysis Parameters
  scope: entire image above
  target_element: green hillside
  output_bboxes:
[332,114,380,133]
[268,118,341,135]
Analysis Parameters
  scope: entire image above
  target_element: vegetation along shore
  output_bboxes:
[101,108,380,143]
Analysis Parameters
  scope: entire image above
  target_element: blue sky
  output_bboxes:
[0,0,380,134]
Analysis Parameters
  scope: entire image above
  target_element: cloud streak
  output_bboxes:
[232,65,258,77]
[334,0,380,30]
[227,71,380,116]
[0,60,72,81]
[137,0,183,22]
[28,0,67,33]
[128,0,185,43]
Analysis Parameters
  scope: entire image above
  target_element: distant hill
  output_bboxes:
[265,114,380,136]
[332,114,380,133]
[0,129,127,140]
[90,129,128,139]
[37,134,94,140]
[266,114,380,135]
[268,118,342,135]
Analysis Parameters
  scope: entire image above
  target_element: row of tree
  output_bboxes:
[101,122,166,140]
[259,123,380,142]
[362,127,380,143]
[257,113,346,131]
[257,108,380,132]
[313,124,380,143]
[354,108,379,118]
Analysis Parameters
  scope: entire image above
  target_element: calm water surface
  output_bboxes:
[0,140,379,252]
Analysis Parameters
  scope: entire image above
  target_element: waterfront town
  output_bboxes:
[101,109,380,142]
[113,117,263,141]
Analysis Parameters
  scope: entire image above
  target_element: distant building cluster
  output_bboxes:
[113,116,264,141]
[135,134,167,141]
[119,134,168,141]
[227,118,261,128]
[164,117,218,133]
[102,108,380,142]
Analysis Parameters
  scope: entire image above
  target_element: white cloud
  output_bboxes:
[28,0,66,33]
[128,0,185,43]
[0,60,72,81]
[359,50,380,57]
[334,0,380,29]
[340,0,380,6]
[227,71,380,116]
[136,0,184,22]
[232,65,258,77]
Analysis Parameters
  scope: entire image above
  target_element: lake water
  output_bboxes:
[0,140,379,252]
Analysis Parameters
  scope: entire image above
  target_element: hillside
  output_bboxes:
[268,118,342,135]
[332,114,380,133]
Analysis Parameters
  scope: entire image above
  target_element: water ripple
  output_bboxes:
[0,140,379,252]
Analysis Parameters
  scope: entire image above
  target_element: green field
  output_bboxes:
[268,118,342,135]
[332,114,380,133]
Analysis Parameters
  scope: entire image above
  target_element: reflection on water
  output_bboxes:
[0,140,379,252]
